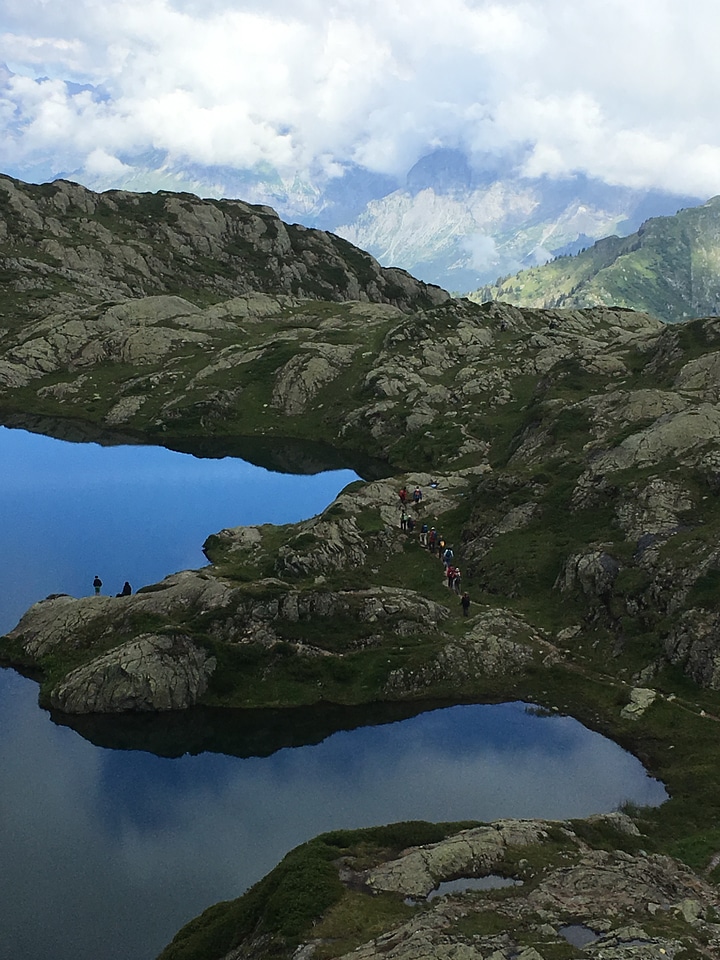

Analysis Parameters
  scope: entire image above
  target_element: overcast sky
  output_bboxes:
[1,0,718,197]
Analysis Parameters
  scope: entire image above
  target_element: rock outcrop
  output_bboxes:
[50,633,216,713]
[161,815,720,960]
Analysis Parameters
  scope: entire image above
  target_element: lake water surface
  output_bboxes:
[0,427,667,960]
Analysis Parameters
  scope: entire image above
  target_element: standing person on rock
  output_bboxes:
[92,575,103,596]
[398,486,408,507]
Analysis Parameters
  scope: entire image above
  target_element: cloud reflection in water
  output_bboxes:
[0,671,666,960]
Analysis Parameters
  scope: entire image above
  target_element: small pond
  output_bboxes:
[0,426,667,960]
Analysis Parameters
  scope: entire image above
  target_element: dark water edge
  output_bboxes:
[50,697,466,759]
[0,412,392,479]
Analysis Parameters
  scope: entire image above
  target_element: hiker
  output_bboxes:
[400,509,408,530]
[420,522,428,546]
[446,564,455,589]
[412,486,423,503]
[452,567,461,594]
[442,545,454,570]
[119,581,132,597]
[460,592,471,616]
[428,527,437,554]
[406,515,416,533]
[92,575,103,595]
[399,486,408,506]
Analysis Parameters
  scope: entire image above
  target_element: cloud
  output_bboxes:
[1,0,719,197]
[462,232,499,270]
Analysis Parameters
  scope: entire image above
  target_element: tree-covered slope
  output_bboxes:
[471,196,720,323]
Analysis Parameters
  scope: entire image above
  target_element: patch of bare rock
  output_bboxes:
[301,816,720,960]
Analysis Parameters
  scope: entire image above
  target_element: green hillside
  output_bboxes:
[472,196,720,323]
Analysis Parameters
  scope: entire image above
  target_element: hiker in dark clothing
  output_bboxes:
[93,575,102,595]
[460,592,471,616]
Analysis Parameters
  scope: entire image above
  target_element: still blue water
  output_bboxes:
[0,425,358,632]
[0,427,666,960]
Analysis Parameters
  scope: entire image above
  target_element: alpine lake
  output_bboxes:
[0,425,667,960]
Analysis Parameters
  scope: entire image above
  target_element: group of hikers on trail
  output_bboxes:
[397,484,472,617]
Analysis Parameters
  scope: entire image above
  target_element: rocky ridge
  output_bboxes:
[0,173,448,326]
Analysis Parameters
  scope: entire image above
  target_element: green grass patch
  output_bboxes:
[312,891,415,959]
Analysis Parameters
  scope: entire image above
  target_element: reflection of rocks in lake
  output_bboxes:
[167,433,392,481]
[0,413,391,480]
[50,698,444,759]
[0,412,141,448]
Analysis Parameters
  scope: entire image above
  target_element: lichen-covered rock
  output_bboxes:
[50,633,216,713]
[614,478,693,542]
[271,344,358,415]
[383,608,544,696]
[555,550,620,600]
[664,609,720,689]
[364,820,550,898]
[620,687,658,720]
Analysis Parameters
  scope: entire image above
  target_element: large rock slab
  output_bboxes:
[50,632,216,713]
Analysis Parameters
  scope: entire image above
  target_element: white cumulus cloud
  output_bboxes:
[0,0,718,197]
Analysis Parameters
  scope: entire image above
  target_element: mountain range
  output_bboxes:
[3,78,698,298]
[69,149,699,294]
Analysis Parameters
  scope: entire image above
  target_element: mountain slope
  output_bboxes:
[0,173,448,326]
[335,160,695,292]
[472,196,720,322]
